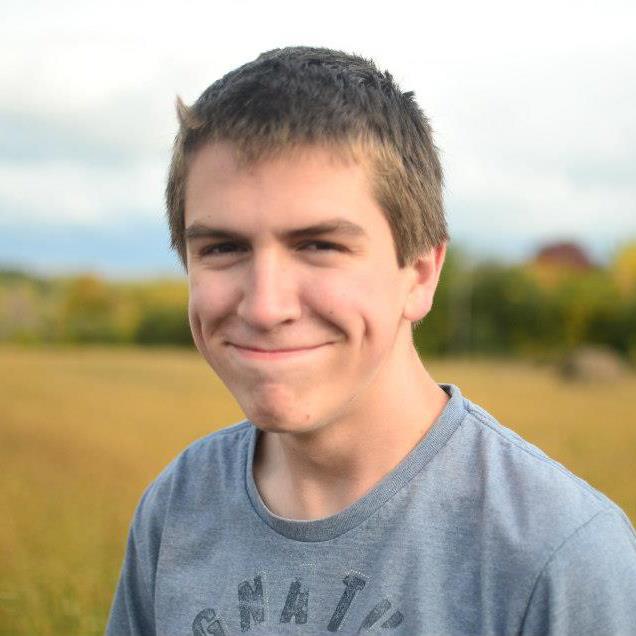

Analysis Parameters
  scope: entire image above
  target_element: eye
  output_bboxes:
[299,241,345,252]
[200,242,246,256]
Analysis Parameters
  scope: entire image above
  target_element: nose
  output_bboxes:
[236,249,302,330]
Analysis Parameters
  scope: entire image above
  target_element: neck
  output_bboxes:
[253,334,448,520]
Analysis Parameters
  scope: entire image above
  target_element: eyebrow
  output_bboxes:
[184,218,368,242]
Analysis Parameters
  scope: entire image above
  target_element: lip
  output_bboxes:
[228,343,329,360]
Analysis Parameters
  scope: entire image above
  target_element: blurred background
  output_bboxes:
[1,0,635,633]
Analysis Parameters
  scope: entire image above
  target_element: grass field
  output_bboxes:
[1,346,635,635]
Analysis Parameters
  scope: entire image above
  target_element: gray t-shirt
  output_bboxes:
[106,385,636,635]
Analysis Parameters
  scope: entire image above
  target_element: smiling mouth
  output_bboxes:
[228,343,328,360]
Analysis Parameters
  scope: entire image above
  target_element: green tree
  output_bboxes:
[59,276,136,344]
[134,304,192,346]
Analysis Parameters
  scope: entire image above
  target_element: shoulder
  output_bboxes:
[447,392,636,631]
[449,391,635,566]
[461,396,621,520]
[520,507,636,634]
[131,420,253,533]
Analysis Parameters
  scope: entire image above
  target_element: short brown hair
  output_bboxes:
[166,46,448,268]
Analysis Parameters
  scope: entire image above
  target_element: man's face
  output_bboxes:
[184,142,427,434]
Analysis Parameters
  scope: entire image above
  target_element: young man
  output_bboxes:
[107,47,636,635]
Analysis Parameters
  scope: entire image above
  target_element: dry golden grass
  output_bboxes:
[1,346,635,635]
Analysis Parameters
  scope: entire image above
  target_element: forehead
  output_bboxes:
[183,142,387,234]
[185,141,368,189]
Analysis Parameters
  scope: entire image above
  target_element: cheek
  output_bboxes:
[307,267,402,339]
[188,275,234,323]
[306,272,362,321]
[187,286,206,354]
[187,275,238,357]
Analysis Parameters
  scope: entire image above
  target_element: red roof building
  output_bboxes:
[534,242,594,271]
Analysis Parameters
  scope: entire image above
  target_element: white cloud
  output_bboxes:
[1,0,635,265]
[0,159,166,224]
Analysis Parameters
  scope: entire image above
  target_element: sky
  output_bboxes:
[1,0,635,277]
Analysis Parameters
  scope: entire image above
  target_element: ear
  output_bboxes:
[402,242,447,322]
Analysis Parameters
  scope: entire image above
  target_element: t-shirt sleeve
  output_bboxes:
[521,508,636,636]
[105,475,171,636]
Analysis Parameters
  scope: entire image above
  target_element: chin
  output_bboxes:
[246,410,315,434]
[242,399,324,435]
[235,383,304,429]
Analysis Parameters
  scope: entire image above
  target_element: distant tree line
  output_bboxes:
[1,243,635,360]
[0,271,192,347]
[414,244,636,361]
